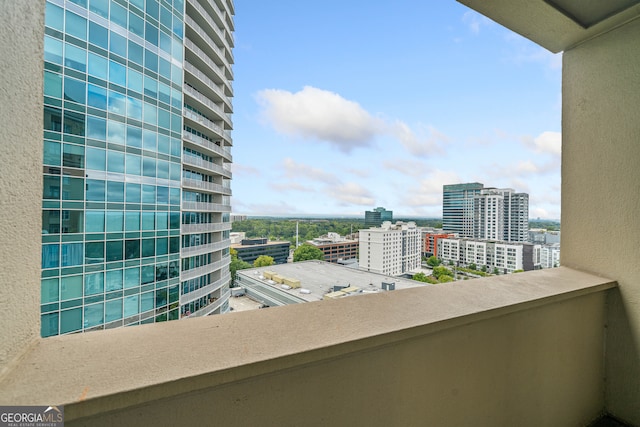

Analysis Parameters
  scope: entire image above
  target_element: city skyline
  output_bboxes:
[230,1,561,219]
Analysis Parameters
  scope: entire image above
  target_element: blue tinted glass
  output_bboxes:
[170,138,181,157]
[86,147,106,170]
[61,243,83,267]
[157,134,170,154]
[157,160,169,179]
[142,185,155,203]
[127,69,143,93]
[107,90,126,115]
[142,212,155,231]
[171,88,181,109]
[130,0,144,10]
[44,36,63,64]
[109,60,126,87]
[129,12,144,37]
[42,244,60,269]
[110,31,127,57]
[143,103,157,125]
[86,179,106,201]
[172,16,183,39]
[60,308,82,333]
[157,186,169,203]
[142,129,156,151]
[144,22,158,46]
[171,40,182,64]
[44,141,61,166]
[85,210,105,232]
[125,212,140,231]
[106,270,123,291]
[85,241,104,264]
[61,275,83,300]
[64,43,86,72]
[65,11,87,40]
[88,53,108,80]
[159,31,171,54]
[128,40,143,65]
[110,1,127,28]
[107,151,125,174]
[143,76,157,98]
[160,6,172,28]
[87,84,107,109]
[170,113,181,133]
[170,188,180,205]
[45,2,64,31]
[84,271,103,295]
[86,116,107,141]
[123,294,139,317]
[146,0,159,19]
[41,312,59,337]
[142,157,156,177]
[105,299,123,322]
[44,71,63,98]
[125,153,141,175]
[107,181,125,201]
[127,96,142,120]
[156,212,168,230]
[144,50,158,72]
[89,21,109,49]
[106,211,124,232]
[108,120,126,144]
[64,77,86,104]
[169,162,181,181]
[89,0,109,19]
[106,240,123,261]
[124,267,139,289]
[62,177,84,200]
[140,291,154,312]
[126,125,142,148]
[126,183,141,202]
[84,303,104,327]
[157,108,170,130]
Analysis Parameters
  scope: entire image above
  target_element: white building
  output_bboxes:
[359,221,422,276]
[473,188,529,242]
[541,244,561,268]
[438,238,541,273]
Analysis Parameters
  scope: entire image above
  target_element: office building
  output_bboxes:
[40,0,234,336]
[307,232,359,263]
[232,238,290,265]
[442,183,484,237]
[359,221,421,276]
[364,207,393,228]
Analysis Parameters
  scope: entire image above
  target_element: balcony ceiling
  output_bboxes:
[457,0,640,52]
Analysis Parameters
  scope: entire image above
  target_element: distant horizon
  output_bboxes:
[231,213,561,222]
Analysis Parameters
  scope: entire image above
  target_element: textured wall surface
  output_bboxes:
[0,0,45,374]
[562,17,640,425]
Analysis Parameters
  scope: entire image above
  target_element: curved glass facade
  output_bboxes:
[41,0,233,337]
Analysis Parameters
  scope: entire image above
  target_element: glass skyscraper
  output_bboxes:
[40,0,234,336]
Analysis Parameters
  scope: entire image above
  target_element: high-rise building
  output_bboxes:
[442,183,484,237]
[359,221,421,276]
[40,0,234,336]
[444,183,529,242]
[364,207,393,228]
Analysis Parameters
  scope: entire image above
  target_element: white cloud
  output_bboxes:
[326,182,375,206]
[282,157,338,184]
[462,10,493,35]
[403,169,461,208]
[522,131,562,157]
[257,86,447,157]
[231,163,261,176]
[382,158,428,177]
[256,86,382,152]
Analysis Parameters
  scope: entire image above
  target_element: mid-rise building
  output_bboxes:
[232,238,290,265]
[442,183,484,237]
[540,244,561,268]
[41,0,235,336]
[359,221,421,276]
[308,233,358,263]
[422,229,455,258]
[438,238,541,273]
[364,207,393,228]
[529,229,561,244]
[444,183,529,242]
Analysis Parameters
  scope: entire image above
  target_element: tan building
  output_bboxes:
[308,232,358,263]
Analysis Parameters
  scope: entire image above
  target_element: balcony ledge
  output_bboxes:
[0,267,616,424]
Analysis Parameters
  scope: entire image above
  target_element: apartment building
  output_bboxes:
[40,0,234,336]
[438,237,541,273]
[359,221,421,276]
[308,232,359,263]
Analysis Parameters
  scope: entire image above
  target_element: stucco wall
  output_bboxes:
[0,1,45,374]
[66,292,606,427]
[562,17,640,425]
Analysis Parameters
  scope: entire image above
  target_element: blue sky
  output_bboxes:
[229,1,562,219]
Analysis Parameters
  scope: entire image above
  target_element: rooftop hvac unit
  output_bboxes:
[381,281,396,291]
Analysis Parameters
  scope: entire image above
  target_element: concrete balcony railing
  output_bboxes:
[0,268,617,426]
[182,178,232,196]
[181,200,232,213]
[182,154,232,178]
[184,37,234,97]
[181,221,232,234]
[185,14,233,75]
[181,239,231,258]
[180,273,230,306]
[180,255,231,282]
[182,131,232,162]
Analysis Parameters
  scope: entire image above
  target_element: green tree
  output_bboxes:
[293,243,325,262]
[469,263,477,271]
[481,265,488,273]
[493,267,500,275]
[438,275,454,283]
[432,265,453,279]
[426,256,441,267]
[513,269,525,273]
[412,272,430,282]
[253,255,275,267]
[229,248,252,287]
